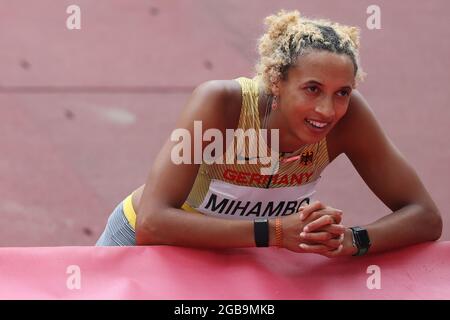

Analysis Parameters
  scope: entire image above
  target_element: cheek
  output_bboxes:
[285,90,308,105]
[335,103,350,121]
[287,96,311,116]
[287,105,310,122]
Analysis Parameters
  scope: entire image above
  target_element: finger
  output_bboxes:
[299,201,325,221]
[321,245,344,258]
[304,208,343,225]
[301,234,343,249]
[332,212,342,224]
[303,215,334,232]
[324,234,345,250]
[299,243,330,253]
[321,208,343,224]
[300,231,333,242]
[322,237,344,249]
[316,224,346,236]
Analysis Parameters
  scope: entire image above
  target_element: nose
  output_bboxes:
[314,96,335,120]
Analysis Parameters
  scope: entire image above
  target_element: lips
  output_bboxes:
[305,118,330,130]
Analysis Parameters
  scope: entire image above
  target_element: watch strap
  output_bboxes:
[254,219,269,247]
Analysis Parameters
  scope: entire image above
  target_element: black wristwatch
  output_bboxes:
[350,226,371,256]
[254,219,269,247]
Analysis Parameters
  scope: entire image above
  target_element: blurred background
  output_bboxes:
[0,0,448,246]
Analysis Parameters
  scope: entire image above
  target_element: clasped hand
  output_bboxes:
[281,201,355,257]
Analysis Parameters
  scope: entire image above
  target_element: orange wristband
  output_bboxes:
[275,218,283,248]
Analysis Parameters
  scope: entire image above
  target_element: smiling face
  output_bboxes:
[271,50,356,148]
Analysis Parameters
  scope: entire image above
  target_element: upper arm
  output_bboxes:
[337,90,438,213]
[137,80,240,216]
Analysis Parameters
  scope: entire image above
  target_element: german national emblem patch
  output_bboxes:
[300,151,314,166]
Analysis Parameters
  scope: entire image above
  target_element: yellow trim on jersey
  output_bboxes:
[123,194,137,230]
[122,193,201,230]
[181,202,202,213]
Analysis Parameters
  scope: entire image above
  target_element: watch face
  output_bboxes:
[355,228,371,247]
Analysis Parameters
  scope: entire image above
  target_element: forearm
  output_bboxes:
[360,204,442,254]
[135,207,277,248]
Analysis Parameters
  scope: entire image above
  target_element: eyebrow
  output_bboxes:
[303,80,352,91]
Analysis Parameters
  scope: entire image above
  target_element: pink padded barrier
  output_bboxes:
[1,242,449,299]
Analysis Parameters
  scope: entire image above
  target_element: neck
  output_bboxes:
[266,110,307,153]
[258,89,306,154]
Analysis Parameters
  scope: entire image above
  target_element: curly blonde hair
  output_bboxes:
[256,10,365,94]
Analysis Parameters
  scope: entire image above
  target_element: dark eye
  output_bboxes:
[306,86,319,93]
[337,90,351,97]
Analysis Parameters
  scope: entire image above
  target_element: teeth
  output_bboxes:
[306,119,328,128]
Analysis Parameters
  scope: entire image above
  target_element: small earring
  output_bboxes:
[272,96,278,110]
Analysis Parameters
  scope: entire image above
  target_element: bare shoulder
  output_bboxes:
[185,79,242,130]
[134,80,242,216]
